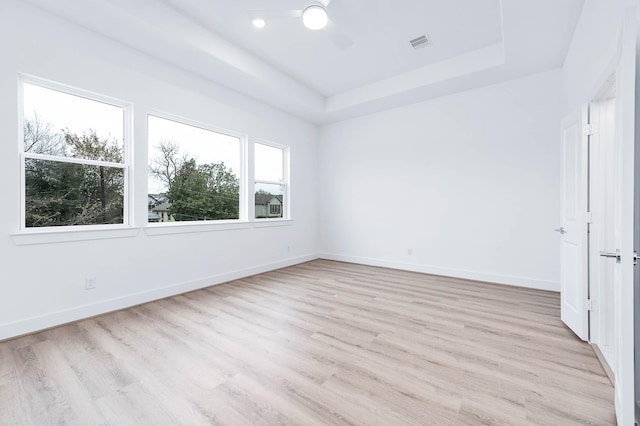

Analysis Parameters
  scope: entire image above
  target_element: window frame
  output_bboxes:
[254,139,290,221]
[18,75,134,232]
[145,111,248,227]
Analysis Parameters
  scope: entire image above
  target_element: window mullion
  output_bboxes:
[255,179,285,186]
[23,152,126,169]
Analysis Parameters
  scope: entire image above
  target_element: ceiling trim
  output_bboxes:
[326,42,506,113]
[20,0,583,125]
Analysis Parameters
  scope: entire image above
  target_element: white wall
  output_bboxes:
[318,70,563,291]
[0,2,318,340]
[562,0,637,112]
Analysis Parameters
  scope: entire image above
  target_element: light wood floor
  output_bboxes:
[0,260,615,425]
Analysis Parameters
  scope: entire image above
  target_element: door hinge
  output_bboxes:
[586,299,593,311]
[634,251,639,266]
[584,123,597,136]
[586,212,593,224]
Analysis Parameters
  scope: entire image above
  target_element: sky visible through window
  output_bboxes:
[255,143,283,183]
[24,82,285,200]
[148,115,240,194]
[255,143,285,217]
[23,82,124,145]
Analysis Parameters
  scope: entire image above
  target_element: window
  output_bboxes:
[148,115,242,223]
[269,204,282,216]
[21,80,130,228]
[255,142,288,219]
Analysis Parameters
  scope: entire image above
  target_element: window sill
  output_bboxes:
[145,221,251,236]
[253,219,293,228]
[11,226,140,246]
[10,219,293,244]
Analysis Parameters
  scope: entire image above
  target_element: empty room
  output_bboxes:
[0,0,638,425]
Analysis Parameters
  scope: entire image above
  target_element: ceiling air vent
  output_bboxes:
[409,34,431,49]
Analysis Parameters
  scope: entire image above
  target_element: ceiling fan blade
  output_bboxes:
[248,9,302,20]
[318,0,333,7]
[326,20,353,51]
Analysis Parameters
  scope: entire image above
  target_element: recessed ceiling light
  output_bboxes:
[302,5,328,30]
[252,18,266,29]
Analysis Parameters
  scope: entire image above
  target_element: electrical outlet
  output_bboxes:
[408,248,413,256]
[287,245,291,252]
[85,277,96,290]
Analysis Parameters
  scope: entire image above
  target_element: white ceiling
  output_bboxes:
[176,0,505,96]
[23,0,585,124]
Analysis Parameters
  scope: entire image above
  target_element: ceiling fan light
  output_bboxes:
[303,5,328,30]
[252,18,266,29]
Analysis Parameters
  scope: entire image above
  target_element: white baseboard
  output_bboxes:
[591,343,615,386]
[318,253,560,292]
[0,254,319,341]
[1,253,560,341]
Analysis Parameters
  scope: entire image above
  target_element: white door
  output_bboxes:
[612,9,637,424]
[559,107,589,341]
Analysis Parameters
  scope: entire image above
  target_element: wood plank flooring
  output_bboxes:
[0,260,615,425]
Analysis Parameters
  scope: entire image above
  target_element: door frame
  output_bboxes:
[570,8,637,423]
[613,8,637,424]
[587,93,618,372]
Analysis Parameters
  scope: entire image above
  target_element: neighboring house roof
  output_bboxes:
[148,210,161,221]
[255,193,283,205]
[148,193,168,208]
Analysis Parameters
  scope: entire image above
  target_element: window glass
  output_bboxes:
[22,81,127,228]
[254,142,287,219]
[255,183,284,219]
[255,143,283,182]
[25,159,124,227]
[23,83,124,161]
[148,115,241,222]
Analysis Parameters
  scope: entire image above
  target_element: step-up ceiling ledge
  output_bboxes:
[325,42,506,114]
